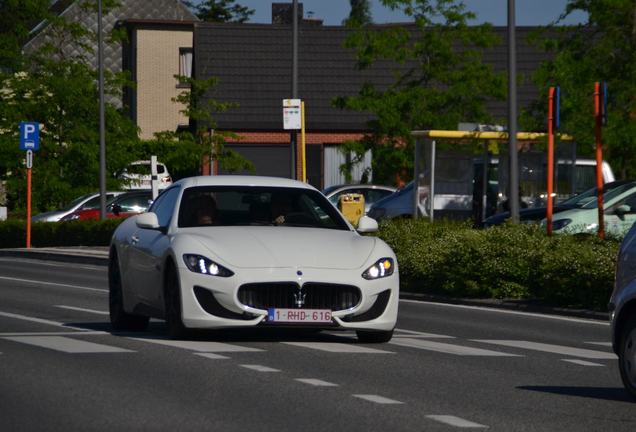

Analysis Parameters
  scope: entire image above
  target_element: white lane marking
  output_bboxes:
[3,336,133,353]
[283,342,394,354]
[390,338,521,357]
[0,331,107,336]
[426,415,488,429]
[474,340,617,360]
[128,338,263,352]
[0,257,105,271]
[585,341,612,347]
[395,328,455,338]
[194,353,230,360]
[295,378,339,387]
[0,311,91,331]
[562,359,605,367]
[55,305,109,316]
[352,394,403,404]
[400,299,609,326]
[0,276,107,293]
[240,364,280,372]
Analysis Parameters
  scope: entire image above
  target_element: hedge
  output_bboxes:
[0,219,124,248]
[376,219,620,311]
[0,217,620,311]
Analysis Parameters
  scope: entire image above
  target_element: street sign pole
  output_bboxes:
[594,82,605,240]
[26,150,33,248]
[19,121,40,249]
[508,0,519,223]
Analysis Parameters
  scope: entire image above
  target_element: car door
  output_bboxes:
[127,187,180,310]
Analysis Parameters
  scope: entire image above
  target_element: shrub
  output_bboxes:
[0,219,124,248]
[377,219,620,311]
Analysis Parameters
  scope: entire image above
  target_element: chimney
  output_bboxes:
[272,3,303,25]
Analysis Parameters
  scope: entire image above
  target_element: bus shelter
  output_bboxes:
[411,130,575,224]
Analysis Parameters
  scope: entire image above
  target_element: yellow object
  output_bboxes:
[411,130,574,142]
[338,193,365,227]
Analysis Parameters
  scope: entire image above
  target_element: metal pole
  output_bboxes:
[507,0,519,223]
[413,139,421,219]
[290,0,298,180]
[98,0,106,220]
[546,87,555,235]
[594,82,605,239]
[429,139,436,222]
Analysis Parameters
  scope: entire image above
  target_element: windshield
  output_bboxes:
[560,181,632,209]
[60,194,94,212]
[582,183,636,209]
[178,186,350,230]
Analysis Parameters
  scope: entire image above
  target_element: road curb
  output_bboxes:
[400,292,609,322]
[0,249,108,267]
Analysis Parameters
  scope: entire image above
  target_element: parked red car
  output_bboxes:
[61,191,153,221]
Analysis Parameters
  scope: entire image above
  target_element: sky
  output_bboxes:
[237,0,587,26]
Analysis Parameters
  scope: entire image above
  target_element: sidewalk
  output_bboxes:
[0,247,609,321]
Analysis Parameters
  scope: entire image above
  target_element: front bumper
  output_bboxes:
[177,264,399,331]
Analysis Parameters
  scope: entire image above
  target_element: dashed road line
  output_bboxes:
[352,394,403,404]
[0,276,107,293]
[0,310,92,331]
[283,342,394,354]
[2,336,134,353]
[55,305,109,315]
[426,415,488,429]
[295,378,339,387]
[395,328,455,338]
[128,337,264,353]
[194,353,230,360]
[240,364,280,372]
[473,340,617,360]
[585,341,612,347]
[562,359,605,367]
[390,338,521,357]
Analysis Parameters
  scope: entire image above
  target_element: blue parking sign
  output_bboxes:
[19,122,40,151]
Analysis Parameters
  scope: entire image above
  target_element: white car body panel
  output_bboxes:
[111,175,399,333]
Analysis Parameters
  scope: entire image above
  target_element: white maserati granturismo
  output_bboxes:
[109,176,399,342]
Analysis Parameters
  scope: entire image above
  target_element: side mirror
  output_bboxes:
[136,212,160,230]
[357,215,378,233]
[615,204,631,219]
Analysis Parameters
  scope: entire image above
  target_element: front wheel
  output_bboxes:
[109,253,149,332]
[164,264,188,340]
[619,315,636,399]
[356,329,394,343]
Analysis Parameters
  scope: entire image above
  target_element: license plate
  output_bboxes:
[267,308,332,323]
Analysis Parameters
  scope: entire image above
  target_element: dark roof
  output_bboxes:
[194,23,551,132]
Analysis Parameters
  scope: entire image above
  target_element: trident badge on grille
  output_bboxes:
[293,288,306,308]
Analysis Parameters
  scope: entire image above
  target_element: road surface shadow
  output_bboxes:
[518,386,634,403]
[64,321,358,343]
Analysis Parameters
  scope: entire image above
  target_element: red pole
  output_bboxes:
[26,166,32,248]
[594,82,605,239]
[547,87,555,235]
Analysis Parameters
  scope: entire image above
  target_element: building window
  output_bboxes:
[178,47,193,87]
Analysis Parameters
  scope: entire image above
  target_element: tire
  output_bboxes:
[356,329,394,343]
[164,264,188,340]
[109,252,149,332]
[619,315,636,399]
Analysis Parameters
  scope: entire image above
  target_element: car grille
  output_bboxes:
[237,282,361,311]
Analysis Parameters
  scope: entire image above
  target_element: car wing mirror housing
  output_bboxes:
[136,212,161,230]
[357,215,379,233]
[616,204,631,219]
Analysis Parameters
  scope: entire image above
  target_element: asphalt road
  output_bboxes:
[0,256,634,431]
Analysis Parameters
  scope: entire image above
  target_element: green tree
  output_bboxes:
[0,1,140,213]
[0,0,51,72]
[343,0,373,27]
[335,0,505,184]
[185,0,254,23]
[524,0,636,179]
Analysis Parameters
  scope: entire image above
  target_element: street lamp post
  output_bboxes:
[98,0,106,220]
[508,0,519,223]
[290,0,298,180]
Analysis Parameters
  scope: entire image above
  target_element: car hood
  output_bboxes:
[185,226,376,270]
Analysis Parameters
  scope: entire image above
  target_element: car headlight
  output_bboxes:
[552,218,572,231]
[183,254,234,277]
[362,258,394,280]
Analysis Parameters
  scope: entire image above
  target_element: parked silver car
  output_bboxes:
[610,223,636,398]
[32,192,123,222]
